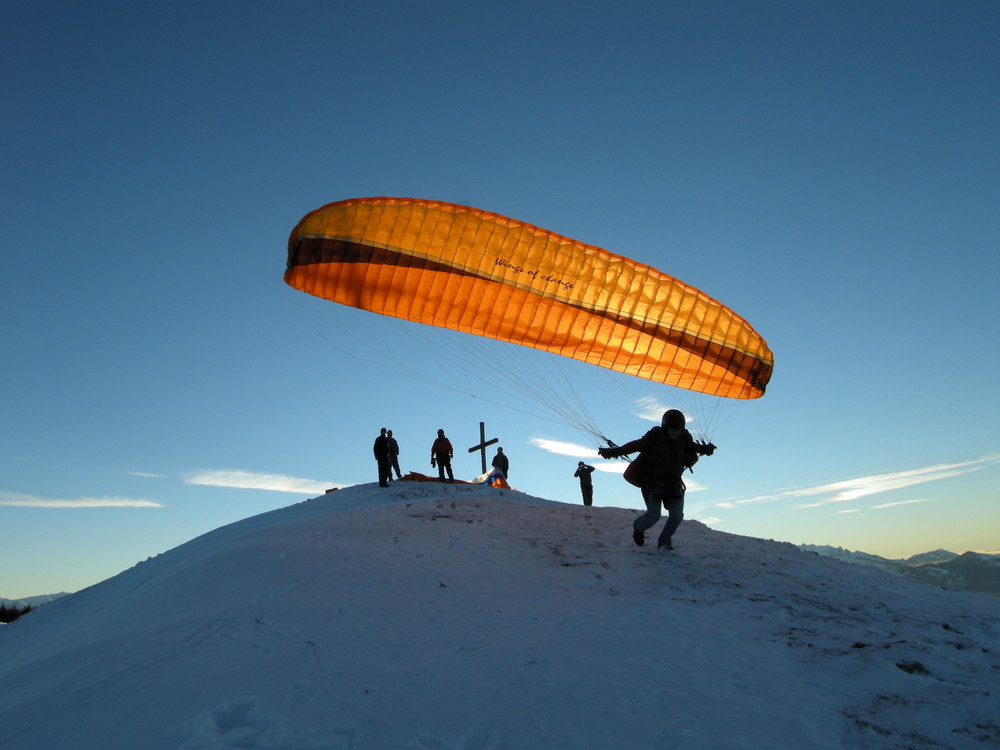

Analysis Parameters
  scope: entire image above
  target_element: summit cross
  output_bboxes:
[467,421,499,474]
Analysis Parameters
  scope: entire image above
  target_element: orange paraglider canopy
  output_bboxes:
[285,197,772,399]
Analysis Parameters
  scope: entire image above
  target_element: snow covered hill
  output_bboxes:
[904,549,964,567]
[1,483,998,749]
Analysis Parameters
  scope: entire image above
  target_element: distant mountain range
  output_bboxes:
[799,546,1000,598]
[0,593,69,610]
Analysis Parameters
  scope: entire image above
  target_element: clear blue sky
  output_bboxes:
[3,1,998,599]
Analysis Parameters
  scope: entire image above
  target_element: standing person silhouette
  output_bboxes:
[574,461,595,506]
[430,429,454,482]
[387,429,403,480]
[373,427,391,488]
[492,447,509,478]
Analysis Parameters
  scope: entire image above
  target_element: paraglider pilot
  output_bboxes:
[598,409,715,550]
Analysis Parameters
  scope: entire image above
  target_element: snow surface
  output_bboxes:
[1,482,998,749]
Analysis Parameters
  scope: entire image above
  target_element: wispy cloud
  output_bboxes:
[630,396,700,427]
[186,470,333,494]
[531,438,621,474]
[531,437,706,487]
[127,471,168,479]
[631,396,667,423]
[724,455,999,512]
[531,438,599,459]
[871,498,934,510]
[595,463,625,475]
[0,491,163,508]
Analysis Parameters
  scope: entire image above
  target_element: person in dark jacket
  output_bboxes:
[491,447,509,478]
[598,409,715,550]
[387,429,403,480]
[430,429,454,482]
[574,462,595,506]
[373,427,391,487]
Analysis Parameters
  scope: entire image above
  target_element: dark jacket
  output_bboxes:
[431,437,453,461]
[373,435,389,461]
[607,427,711,487]
[492,452,509,477]
[575,464,595,486]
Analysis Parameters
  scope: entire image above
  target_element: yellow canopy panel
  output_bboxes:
[285,197,773,399]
